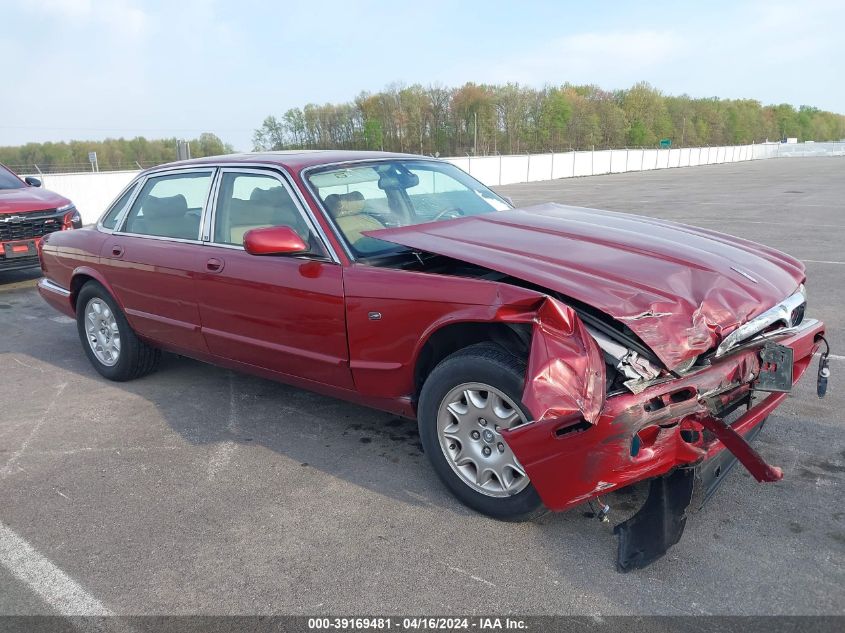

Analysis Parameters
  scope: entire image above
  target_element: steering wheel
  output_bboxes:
[432,207,465,221]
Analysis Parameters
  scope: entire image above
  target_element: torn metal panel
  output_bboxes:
[521,297,605,425]
[366,203,806,369]
[618,309,673,321]
[493,294,606,426]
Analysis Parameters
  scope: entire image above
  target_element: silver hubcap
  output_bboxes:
[84,298,121,367]
[437,382,530,498]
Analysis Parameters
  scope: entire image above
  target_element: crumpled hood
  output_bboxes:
[0,186,70,214]
[367,204,805,369]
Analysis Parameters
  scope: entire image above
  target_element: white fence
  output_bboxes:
[26,142,845,225]
[29,170,140,225]
[446,141,844,187]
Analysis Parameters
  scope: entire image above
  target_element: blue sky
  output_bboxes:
[2,0,843,150]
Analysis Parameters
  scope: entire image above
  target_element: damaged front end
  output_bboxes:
[364,213,828,571]
[506,300,826,571]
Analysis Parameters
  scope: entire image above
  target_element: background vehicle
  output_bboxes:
[0,163,81,272]
[36,151,827,569]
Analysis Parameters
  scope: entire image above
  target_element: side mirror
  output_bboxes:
[502,196,514,207]
[243,225,308,256]
[24,176,42,187]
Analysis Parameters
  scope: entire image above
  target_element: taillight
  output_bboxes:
[62,207,82,229]
[37,233,51,272]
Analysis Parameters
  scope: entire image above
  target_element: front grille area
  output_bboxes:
[791,302,806,326]
[0,253,40,270]
[0,209,63,242]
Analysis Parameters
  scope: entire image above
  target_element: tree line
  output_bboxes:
[253,81,845,156]
[0,133,232,174]
[3,83,843,174]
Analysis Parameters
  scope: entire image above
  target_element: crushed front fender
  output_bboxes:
[518,296,606,426]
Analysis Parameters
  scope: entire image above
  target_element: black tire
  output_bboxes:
[75,281,160,381]
[418,342,546,521]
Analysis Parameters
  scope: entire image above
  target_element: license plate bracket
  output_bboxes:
[755,341,794,392]
[2,240,37,259]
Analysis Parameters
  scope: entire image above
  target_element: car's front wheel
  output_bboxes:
[418,343,545,521]
[75,281,160,381]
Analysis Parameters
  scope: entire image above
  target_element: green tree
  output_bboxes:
[627,121,650,146]
[4,81,844,173]
[363,119,384,150]
[539,88,572,150]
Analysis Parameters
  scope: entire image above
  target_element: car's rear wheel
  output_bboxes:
[75,281,160,381]
[418,343,545,521]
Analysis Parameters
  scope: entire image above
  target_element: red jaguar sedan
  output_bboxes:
[37,150,829,570]
[0,162,81,272]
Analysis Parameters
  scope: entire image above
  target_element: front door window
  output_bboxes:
[212,172,317,251]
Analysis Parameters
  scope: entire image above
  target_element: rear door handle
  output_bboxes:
[111,245,124,258]
[206,257,224,273]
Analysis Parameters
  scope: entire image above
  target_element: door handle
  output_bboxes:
[111,245,124,258]
[206,257,224,273]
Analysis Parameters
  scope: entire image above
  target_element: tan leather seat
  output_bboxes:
[227,186,307,245]
[229,204,281,245]
[325,191,383,246]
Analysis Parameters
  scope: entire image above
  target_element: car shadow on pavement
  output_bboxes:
[0,267,42,289]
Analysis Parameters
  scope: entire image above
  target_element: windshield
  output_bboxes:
[0,165,26,190]
[307,159,511,257]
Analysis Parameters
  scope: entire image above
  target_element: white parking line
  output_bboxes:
[207,372,240,481]
[437,561,496,587]
[0,522,112,615]
[802,259,845,265]
[207,441,236,481]
[674,216,843,227]
[1,382,66,479]
[680,203,833,210]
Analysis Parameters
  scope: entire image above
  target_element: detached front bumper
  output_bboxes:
[504,317,826,513]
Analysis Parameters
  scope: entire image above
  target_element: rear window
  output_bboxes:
[101,184,138,230]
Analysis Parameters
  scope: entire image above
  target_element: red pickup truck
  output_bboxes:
[0,162,81,272]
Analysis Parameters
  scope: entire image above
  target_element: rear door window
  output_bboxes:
[120,172,213,240]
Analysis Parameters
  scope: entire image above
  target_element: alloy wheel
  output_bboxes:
[436,382,530,497]
[84,297,121,367]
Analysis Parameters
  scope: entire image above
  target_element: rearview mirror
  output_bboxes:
[243,225,308,256]
[24,176,42,187]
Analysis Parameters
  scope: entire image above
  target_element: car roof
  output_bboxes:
[154,150,429,174]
